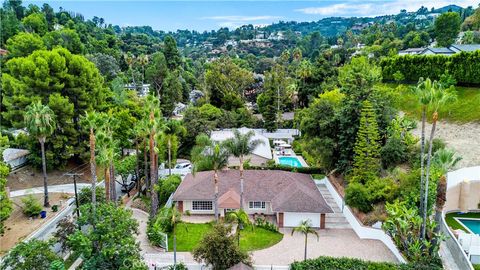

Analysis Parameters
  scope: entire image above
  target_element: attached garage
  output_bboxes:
[283,212,320,228]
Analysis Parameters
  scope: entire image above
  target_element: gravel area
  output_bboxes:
[411,121,480,168]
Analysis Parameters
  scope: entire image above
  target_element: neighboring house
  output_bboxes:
[173,102,187,116]
[3,148,30,169]
[124,83,150,97]
[210,127,272,166]
[421,47,455,55]
[398,47,425,55]
[420,44,480,56]
[172,170,333,228]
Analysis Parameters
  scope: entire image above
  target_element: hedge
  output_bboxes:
[290,256,442,270]
[380,51,480,86]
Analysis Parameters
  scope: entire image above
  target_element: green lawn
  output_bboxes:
[239,225,284,251]
[382,83,480,123]
[167,222,283,252]
[445,212,480,232]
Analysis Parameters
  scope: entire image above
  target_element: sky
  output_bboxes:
[22,0,480,32]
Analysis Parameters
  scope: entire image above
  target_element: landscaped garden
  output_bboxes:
[167,222,283,252]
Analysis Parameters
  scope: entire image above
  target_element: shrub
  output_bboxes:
[78,186,106,206]
[366,177,397,204]
[381,136,408,168]
[147,218,168,248]
[157,175,181,206]
[254,217,278,232]
[290,256,442,270]
[345,182,372,212]
[21,194,43,217]
[164,263,188,270]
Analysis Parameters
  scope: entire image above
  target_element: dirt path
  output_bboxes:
[411,121,480,168]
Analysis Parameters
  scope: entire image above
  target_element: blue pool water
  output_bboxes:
[278,157,303,168]
[458,218,480,234]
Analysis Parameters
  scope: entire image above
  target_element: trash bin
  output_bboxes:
[40,210,47,219]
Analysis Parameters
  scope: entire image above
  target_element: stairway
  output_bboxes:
[317,184,351,229]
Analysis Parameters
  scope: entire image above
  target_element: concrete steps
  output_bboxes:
[317,184,351,229]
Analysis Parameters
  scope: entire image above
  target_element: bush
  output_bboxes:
[381,136,408,168]
[290,256,442,270]
[147,218,168,248]
[164,263,188,270]
[380,51,480,85]
[345,182,372,212]
[254,217,278,232]
[365,177,397,204]
[21,194,43,217]
[78,186,106,206]
[157,175,181,206]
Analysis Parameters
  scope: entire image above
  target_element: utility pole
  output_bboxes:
[66,173,83,220]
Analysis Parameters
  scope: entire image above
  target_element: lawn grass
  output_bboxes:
[381,83,480,123]
[239,225,283,251]
[167,222,213,251]
[167,223,283,252]
[445,212,480,232]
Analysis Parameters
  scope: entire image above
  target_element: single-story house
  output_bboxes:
[398,48,425,55]
[210,128,272,166]
[420,44,480,56]
[172,170,333,228]
[421,47,455,55]
[3,148,30,169]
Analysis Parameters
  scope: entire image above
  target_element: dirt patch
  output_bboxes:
[7,161,96,191]
[411,121,480,168]
[0,193,72,255]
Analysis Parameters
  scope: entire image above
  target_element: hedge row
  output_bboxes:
[290,256,442,270]
[380,51,480,85]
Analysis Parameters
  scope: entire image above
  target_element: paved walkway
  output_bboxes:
[9,183,91,197]
[129,207,164,254]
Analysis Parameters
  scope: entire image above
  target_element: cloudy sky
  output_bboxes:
[24,0,480,31]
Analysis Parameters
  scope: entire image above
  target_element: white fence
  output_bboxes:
[317,177,406,263]
[446,166,480,189]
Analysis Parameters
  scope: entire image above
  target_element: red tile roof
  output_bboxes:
[173,170,333,213]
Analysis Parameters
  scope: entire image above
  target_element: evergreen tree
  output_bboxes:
[351,100,381,184]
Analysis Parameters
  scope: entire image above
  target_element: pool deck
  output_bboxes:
[273,151,309,168]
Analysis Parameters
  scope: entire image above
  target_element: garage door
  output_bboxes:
[283,212,320,228]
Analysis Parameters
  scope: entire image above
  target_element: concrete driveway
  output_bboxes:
[252,228,398,265]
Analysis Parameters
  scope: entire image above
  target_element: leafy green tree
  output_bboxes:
[434,12,461,47]
[224,129,264,209]
[205,58,254,110]
[192,223,251,270]
[43,29,84,54]
[0,161,13,235]
[163,35,181,70]
[41,3,56,30]
[161,71,183,116]
[0,8,21,45]
[5,32,45,57]
[145,51,168,98]
[25,101,56,207]
[0,239,60,270]
[67,203,147,270]
[291,220,319,261]
[402,31,430,49]
[157,175,181,206]
[191,134,229,221]
[21,12,47,35]
[351,100,381,184]
[2,48,108,168]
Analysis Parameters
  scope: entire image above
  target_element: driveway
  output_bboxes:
[252,228,398,265]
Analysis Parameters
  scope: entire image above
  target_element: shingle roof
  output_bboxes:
[3,148,30,163]
[173,170,333,214]
[424,47,454,54]
[450,44,480,52]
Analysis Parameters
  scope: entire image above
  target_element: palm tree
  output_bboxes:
[124,53,136,86]
[134,119,150,192]
[413,78,434,219]
[226,209,251,245]
[24,101,56,207]
[138,54,149,84]
[145,95,162,217]
[96,113,118,202]
[224,129,264,210]
[291,220,319,261]
[156,206,186,268]
[420,81,456,239]
[432,148,461,236]
[81,111,103,208]
[162,120,186,176]
[191,134,229,221]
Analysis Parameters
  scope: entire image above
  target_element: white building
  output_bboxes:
[3,148,30,169]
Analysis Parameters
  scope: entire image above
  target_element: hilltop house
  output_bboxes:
[418,44,480,56]
[172,170,333,228]
[3,148,30,169]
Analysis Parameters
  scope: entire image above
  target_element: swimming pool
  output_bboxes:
[278,156,303,168]
[457,218,480,235]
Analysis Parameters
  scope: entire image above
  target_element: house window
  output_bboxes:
[192,201,213,211]
[249,201,266,210]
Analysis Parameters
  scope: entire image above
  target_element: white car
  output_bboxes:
[174,162,192,170]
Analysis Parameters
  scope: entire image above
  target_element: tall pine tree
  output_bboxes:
[351,100,381,184]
